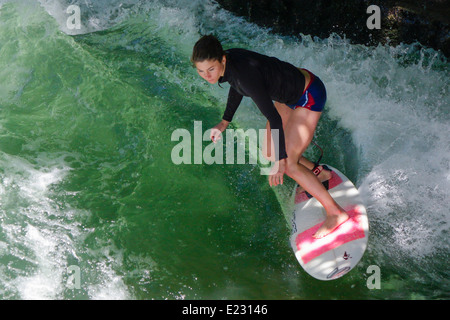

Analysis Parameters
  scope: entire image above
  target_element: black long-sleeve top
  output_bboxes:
[218,48,305,161]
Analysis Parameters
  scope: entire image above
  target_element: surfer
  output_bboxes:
[191,35,348,238]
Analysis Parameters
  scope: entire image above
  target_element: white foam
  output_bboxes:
[0,154,74,298]
[15,225,66,299]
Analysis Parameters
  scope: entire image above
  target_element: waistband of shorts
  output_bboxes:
[299,68,316,95]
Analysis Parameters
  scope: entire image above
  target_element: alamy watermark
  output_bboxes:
[67,265,81,290]
[367,5,381,30]
[66,5,81,30]
[65,263,381,290]
[63,4,381,37]
[366,265,381,289]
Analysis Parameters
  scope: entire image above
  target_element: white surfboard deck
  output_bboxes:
[290,165,369,280]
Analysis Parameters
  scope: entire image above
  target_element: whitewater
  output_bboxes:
[0,0,448,299]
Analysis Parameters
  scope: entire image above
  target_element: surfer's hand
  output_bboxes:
[269,159,285,187]
[210,120,229,143]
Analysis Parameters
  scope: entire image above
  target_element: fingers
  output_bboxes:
[210,129,222,143]
[268,160,285,187]
[269,173,283,187]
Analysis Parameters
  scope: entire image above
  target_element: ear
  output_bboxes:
[221,55,227,64]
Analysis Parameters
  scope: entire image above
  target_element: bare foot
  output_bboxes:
[313,211,349,239]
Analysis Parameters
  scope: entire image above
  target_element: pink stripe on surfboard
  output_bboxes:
[295,170,343,204]
[295,206,365,265]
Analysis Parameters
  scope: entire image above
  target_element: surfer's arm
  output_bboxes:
[210,119,229,143]
[212,87,241,143]
[222,86,243,123]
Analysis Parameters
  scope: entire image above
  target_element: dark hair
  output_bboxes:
[191,35,225,65]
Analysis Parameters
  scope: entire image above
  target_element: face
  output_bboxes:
[195,56,226,84]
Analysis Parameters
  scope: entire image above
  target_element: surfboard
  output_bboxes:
[290,165,369,280]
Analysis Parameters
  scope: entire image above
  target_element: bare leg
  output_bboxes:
[261,104,331,192]
[296,157,332,193]
[263,102,315,164]
[282,107,348,238]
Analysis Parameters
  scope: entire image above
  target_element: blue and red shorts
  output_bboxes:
[287,69,327,112]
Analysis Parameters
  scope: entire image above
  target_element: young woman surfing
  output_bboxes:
[191,35,348,238]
